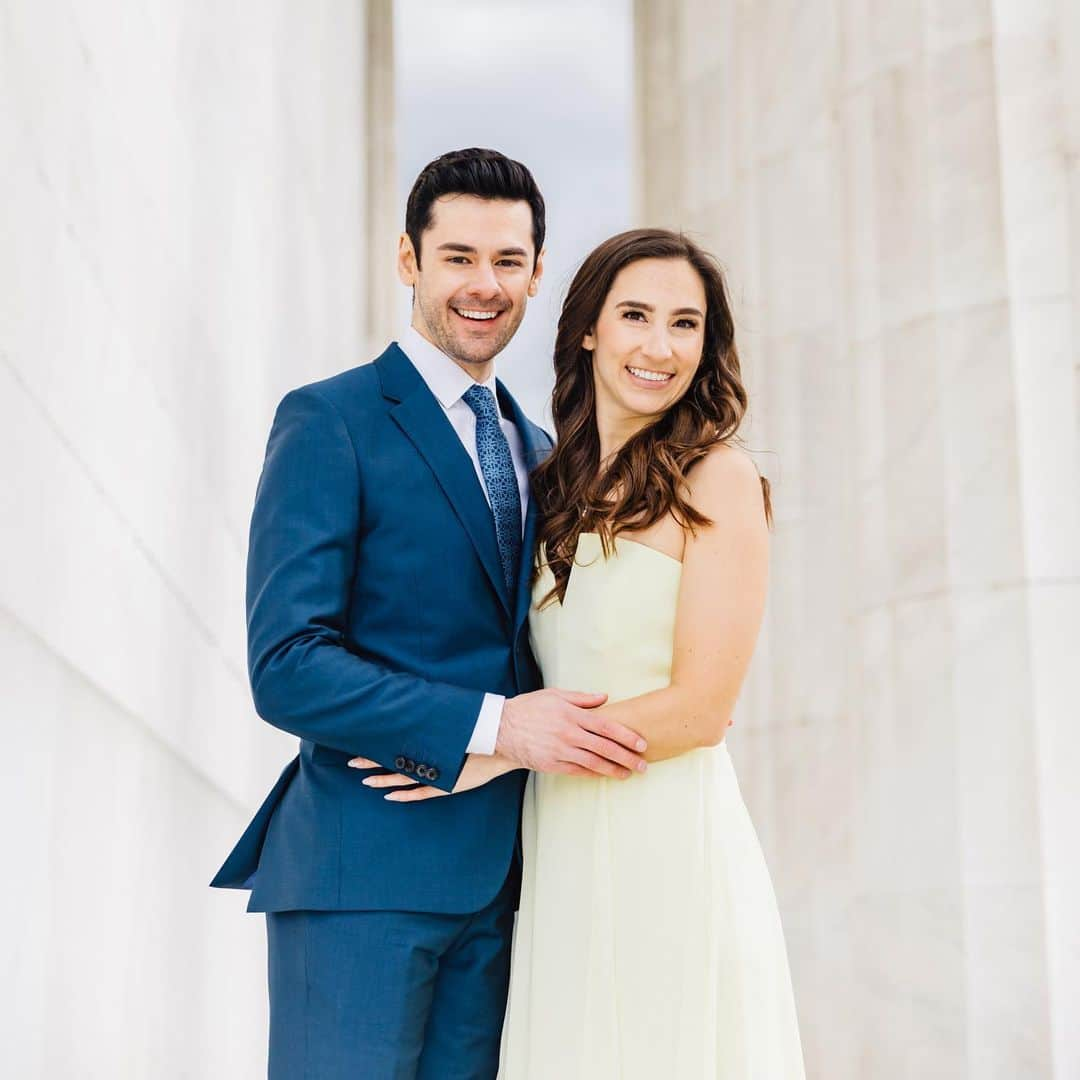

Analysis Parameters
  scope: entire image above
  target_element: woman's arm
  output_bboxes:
[598,444,770,763]
[360,443,769,798]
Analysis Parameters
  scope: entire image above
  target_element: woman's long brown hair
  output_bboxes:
[532,228,771,607]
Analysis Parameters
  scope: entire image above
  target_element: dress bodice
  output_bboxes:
[528,532,682,704]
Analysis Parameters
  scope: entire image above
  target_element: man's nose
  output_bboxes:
[464,263,502,300]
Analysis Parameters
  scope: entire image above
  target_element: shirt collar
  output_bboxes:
[399,325,498,410]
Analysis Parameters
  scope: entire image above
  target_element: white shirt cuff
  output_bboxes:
[466,693,505,755]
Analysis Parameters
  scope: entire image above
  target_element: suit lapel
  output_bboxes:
[497,381,550,638]
[514,495,540,637]
[377,344,510,617]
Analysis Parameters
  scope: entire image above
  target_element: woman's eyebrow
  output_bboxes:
[615,299,703,317]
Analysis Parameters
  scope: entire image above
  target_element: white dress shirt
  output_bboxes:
[397,325,530,755]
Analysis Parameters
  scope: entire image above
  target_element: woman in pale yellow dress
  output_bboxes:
[373,228,805,1078]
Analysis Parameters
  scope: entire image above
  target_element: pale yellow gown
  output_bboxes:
[499,533,805,1079]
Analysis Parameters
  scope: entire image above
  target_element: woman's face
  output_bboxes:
[584,257,706,425]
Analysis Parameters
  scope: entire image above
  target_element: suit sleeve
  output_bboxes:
[245,387,480,791]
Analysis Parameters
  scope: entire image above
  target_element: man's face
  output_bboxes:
[398,194,544,369]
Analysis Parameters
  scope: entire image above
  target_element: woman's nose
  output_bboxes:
[641,328,673,361]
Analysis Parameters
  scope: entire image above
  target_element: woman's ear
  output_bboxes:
[582,328,596,351]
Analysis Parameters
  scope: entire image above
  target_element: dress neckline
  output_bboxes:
[577,531,683,568]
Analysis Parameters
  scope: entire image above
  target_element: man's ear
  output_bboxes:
[527,246,546,298]
[397,233,419,286]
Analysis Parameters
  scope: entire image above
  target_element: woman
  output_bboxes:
[366,229,804,1077]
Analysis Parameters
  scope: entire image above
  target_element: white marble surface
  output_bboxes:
[636,0,1080,1075]
[0,612,266,1077]
[1,1,395,1075]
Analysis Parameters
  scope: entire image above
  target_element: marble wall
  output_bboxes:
[635,1,1080,1076]
[0,1,395,1075]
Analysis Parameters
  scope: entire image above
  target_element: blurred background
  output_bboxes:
[2,1,1077,1076]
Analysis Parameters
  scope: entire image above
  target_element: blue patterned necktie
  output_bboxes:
[463,384,522,595]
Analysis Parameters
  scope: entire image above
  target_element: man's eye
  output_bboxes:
[447,256,469,264]
[498,260,524,268]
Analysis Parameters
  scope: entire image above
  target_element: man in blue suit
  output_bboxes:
[211,148,649,1079]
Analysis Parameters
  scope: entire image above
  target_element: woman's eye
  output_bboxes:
[675,319,699,330]
[622,310,646,321]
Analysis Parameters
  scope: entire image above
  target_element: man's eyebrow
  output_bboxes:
[435,243,530,258]
[616,300,704,318]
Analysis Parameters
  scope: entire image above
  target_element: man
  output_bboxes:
[211,148,648,1079]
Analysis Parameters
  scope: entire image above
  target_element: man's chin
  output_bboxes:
[446,336,512,368]
[455,349,499,368]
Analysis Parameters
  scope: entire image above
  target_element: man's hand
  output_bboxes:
[495,689,647,779]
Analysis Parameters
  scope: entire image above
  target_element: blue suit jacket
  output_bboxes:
[210,343,552,914]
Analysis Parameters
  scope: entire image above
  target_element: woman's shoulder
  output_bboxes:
[686,440,761,491]
[684,441,768,522]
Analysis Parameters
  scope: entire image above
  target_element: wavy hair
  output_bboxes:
[532,228,771,607]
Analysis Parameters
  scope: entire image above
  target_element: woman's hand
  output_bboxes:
[347,753,516,802]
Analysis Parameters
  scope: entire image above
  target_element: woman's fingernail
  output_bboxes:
[638,761,648,772]
[636,739,647,752]
[362,777,375,786]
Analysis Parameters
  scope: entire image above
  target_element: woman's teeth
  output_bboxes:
[627,365,673,383]
[455,308,500,321]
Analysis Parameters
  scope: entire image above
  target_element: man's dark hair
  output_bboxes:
[405,148,546,268]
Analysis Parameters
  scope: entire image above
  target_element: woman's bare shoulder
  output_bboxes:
[685,442,764,513]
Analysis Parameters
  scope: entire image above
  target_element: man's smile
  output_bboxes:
[451,305,507,325]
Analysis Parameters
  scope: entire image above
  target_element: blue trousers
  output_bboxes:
[265,873,515,1080]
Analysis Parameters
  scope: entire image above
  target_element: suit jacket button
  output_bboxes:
[416,764,430,779]
[427,767,440,783]
[394,756,407,771]
[405,758,416,774]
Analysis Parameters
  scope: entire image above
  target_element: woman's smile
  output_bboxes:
[625,364,675,387]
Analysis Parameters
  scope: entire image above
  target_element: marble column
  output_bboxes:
[635,1,1080,1076]
[0,1,396,1075]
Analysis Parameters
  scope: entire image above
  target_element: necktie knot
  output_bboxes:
[463,383,499,423]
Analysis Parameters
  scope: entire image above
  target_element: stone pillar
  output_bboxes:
[0,1,396,1075]
[364,0,398,355]
[634,1,1080,1076]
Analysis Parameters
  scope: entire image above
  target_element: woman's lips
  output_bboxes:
[625,364,674,387]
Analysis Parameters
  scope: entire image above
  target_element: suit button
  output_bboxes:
[394,756,407,771]
[427,766,440,783]
[405,758,416,774]
[416,764,430,779]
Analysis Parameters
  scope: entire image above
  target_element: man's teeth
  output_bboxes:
[455,309,500,321]
[627,365,673,383]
